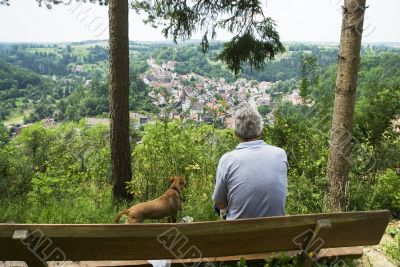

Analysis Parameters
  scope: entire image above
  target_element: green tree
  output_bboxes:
[257,105,272,116]
[133,0,285,75]
[0,123,8,146]
[265,105,328,214]
[3,0,285,200]
[121,0,285,199]
[128,121,237,220]
[299,54,319,101]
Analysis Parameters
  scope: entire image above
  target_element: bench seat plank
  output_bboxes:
[0,210,390,262]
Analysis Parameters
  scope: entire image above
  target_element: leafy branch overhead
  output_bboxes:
[1,0,284,74]
[132,0,285,75]
[36,0,108,8]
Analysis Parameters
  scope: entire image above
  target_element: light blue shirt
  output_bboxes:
[212,140,288,220]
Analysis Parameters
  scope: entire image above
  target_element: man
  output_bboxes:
[213,104,288,220]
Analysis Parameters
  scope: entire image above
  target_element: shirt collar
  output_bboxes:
[236,140,266,150]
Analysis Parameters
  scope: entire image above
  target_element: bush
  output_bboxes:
[370,170,400,217]
[384,223,400,265]
[0,121,118,223]
[128,120,238,221]
[1,118,398,224]
[0,191,120,224]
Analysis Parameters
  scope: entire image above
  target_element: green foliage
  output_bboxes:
[61,79,109,121]
[0,41,399,228]
[130,72,158,113]
[0,121,233,223]
[264,253,293,267]
[384,223,400,264]
[0,123,8,146]
[0,191,117,224]
[152,45,236,82]
[128,121,238,221]
[0,59,41,90]
[369,170,400,216]
[0,59,48,121]
[237,257,247,267]
[133,0,285,75]
[346,52,400,215]
[33,0,108,9]
[0,45,77,75]
[3,43,394,125]
[257,105,272,116]
[242,46,338,82]
[217,20,285,75]
[269,49,400,216]
[0,43,157,123]
[299,54,319,100]
[351,53,397,151]
[269,78,298,95]
[264,105,328,214]
[86,45,108,63]
[0,121,117,223]
[149,43,336,83]
[233,253,357,267]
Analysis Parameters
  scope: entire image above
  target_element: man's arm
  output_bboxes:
[212,156,228,208]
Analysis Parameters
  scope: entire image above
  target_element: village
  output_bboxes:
[140,58,302,127]
[7,58,303,138]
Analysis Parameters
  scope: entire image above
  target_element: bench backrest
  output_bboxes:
[0,210,390,263]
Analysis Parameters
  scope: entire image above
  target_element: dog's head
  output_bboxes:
[168,176,185,191]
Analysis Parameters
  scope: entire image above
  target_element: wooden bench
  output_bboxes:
[0,210,391,267]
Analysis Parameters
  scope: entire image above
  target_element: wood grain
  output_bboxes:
[0,210,390,262]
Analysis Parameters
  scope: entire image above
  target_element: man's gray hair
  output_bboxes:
[234,104,264,140]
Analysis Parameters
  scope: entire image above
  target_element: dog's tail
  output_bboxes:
[115,209,129,223]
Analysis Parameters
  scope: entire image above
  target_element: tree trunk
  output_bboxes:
[326,0,366,212]
[109,0,132,200]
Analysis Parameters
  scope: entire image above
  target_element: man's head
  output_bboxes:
[234,104,264,142]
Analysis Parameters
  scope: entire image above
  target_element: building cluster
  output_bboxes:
[140,59,281,127]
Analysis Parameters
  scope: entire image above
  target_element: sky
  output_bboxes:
[0,0,399,43]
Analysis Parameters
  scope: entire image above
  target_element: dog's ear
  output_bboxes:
[168,176,175,185]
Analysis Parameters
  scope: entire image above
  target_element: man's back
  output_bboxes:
[213,140,288,220]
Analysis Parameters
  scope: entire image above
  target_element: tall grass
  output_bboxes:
[0,188,127,224]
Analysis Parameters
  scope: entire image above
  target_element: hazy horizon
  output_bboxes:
[0,0,399,43]
[1,39,399,46]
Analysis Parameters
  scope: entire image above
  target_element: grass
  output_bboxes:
[25,42,108,62]
[71,46,91,59]
[0,190,125,224]
[3,97,34,126]
[4,108,31,127]
[232,254,357,267]
[82,61,109,73]
[383,222,400,265]
[26,47,63,60]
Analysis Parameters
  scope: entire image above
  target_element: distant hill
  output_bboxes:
[0,41,399,127]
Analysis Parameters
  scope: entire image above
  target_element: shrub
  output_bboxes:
[370,169,400,217]
[384,223,400,264]
[128,120,237,221]
[0,121,116,223]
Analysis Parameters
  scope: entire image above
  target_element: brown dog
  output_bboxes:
[115,176,185,223]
